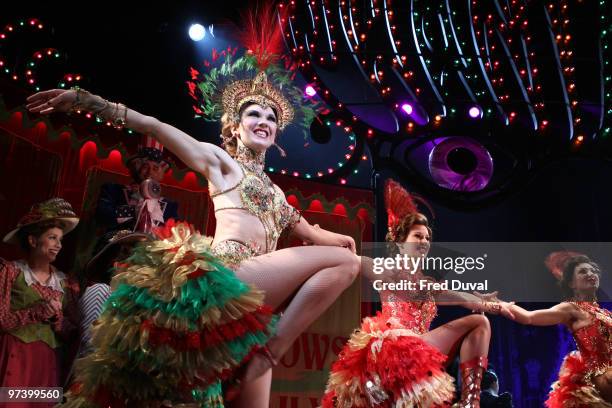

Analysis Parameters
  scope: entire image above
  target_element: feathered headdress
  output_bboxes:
[544,251,584,280]
[384,179,418,235]
[187,2,318,133]
[384,179,435,240]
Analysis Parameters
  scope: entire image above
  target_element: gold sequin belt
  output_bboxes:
[211,239,265,269]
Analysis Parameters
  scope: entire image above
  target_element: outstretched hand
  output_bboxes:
[26,89,77,114]
[472,290,516,319]
[473,290,501,302]
[498,301,516,320]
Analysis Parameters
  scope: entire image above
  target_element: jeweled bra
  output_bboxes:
[570,301,611,379]
[209,145,300,253]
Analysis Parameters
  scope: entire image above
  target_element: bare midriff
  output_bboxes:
[211,209,269,254]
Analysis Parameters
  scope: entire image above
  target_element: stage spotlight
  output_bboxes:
[310,114,332,144]
[468,106,482,119]
[304,85,317,97]
[401,103,413,115]
[189,24,206,41]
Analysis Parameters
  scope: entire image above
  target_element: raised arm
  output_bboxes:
[435,289,484,308]
[26,89,240,190]
[505,302,575,326]
[434,289,515,319]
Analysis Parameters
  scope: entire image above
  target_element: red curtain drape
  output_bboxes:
[0,129,63,260]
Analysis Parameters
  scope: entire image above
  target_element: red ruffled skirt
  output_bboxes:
[0,334,59,408]
[546,351,611,408]
[322,315,455,407]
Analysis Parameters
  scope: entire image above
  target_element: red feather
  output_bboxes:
[384,179,418,230]
[237,1,289,70]
[544,251,584,280]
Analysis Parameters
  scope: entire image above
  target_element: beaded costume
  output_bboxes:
[322,270,455,407]
[63,105,302,408]
[210,145,301,259]
[546,301,612,408]
[62,146,302,407]
[323,180,456,407]
[63,147,302,408]
[60,3,314,406]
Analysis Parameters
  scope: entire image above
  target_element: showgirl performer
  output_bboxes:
[322,180,513,408]
[25,4,360,407]
[503,254,611,407]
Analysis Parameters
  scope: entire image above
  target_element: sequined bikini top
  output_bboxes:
[209,145,301,253]
[570,301,611,374]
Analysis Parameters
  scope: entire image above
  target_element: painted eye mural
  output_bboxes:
[278,0,611,203]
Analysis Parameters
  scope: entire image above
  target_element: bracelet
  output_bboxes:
[480,300,502,314]
[111,103,128,129]
[472,300,498,314]
[70,86,91,112]
[92,99,110,115]
[69,86,128,130]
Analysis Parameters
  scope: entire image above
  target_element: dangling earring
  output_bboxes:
[273,142,287,157]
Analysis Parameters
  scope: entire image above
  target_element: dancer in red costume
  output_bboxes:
[501,254,611,407]
[322,180,513,408]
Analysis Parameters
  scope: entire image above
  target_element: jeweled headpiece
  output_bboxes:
[221,67,294,130]
[187,2,317,132]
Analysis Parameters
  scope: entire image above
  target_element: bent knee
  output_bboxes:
[464,314,491,331]
[334,251,360,286]
[345,254,361,281]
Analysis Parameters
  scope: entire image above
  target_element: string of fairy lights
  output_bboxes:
[2,3,610,186]
[281,0,608,151]
[0,18,135,135]
[1,19,56,90]
[549,1,581,143]
[266,122,363,185]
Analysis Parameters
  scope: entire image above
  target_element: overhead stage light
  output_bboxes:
[304,85,317,97]
[189,24,206,42]
[401,103,413,115]
[468,106,482,119]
